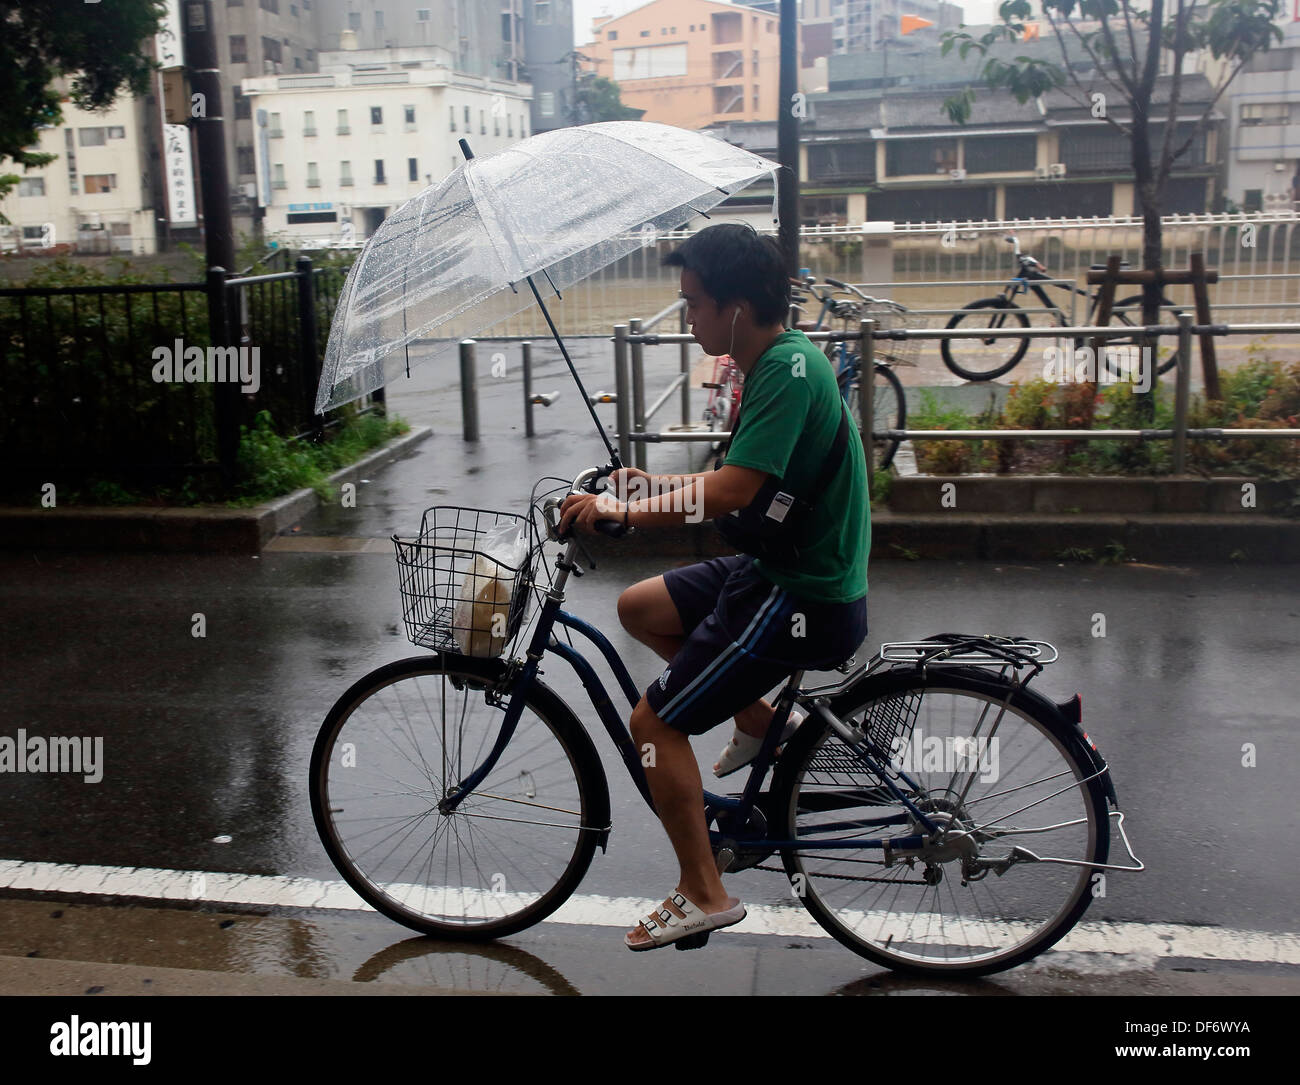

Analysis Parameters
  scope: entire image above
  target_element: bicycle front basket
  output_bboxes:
[392,506,540,657]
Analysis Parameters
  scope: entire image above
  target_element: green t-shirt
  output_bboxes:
[722,330,871,603]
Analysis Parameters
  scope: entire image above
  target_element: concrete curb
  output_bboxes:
[0,427,432,554]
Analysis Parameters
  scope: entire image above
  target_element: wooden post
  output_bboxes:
[1189,252,1221,401]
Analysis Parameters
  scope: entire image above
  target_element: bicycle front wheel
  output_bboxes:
[1100,294,1183,377]
[941,299,1031,381]
[841,362,905,472]
[774,668,1109,976]
[310,654,607,940]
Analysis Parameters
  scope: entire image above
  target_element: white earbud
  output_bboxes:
[728,307,740,356]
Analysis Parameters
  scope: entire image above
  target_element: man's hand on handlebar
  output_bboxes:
[558,490,626,537]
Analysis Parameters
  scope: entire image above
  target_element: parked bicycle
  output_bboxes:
[310,466,1142,977]
[791,275,915,471]
[701,352,744,468]
[943,234,1182,382]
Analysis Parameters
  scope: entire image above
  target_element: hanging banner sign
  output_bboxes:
[155,0,196,227]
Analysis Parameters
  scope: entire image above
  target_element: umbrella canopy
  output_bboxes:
[315,121,778,413]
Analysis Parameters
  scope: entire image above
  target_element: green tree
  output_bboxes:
[576,75,645,124]
[0,0,166,217]
[942,0,1283,323]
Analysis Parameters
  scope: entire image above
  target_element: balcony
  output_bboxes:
[306,178,320,188]
[272,180,287,189]
[304,126,318,137]
[340,176,354,187]
[268,128,284,138]
[337,125,351,135]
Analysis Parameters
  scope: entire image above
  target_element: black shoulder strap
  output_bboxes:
[805,399,851,507]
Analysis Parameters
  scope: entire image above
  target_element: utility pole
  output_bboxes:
[564,51,594,126]
[777,0,799,274]
[182,0,239,482]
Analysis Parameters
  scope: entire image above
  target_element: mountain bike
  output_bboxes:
[942,234,1182,382]
[309,466,1143,977]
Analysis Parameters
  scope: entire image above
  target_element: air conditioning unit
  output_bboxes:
[1035,165,1051,180]
[949,168,966,181]
[1049,162,1067,177]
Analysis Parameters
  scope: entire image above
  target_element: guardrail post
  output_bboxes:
[679,304,691,427]
[613,324,632,467]
[1173,311,1193,474]
[460,339,479,441]
[861,317,875,493]
[295,255,323,440]
[630,316,647,472]
[522,340,534,437]
[207,265,240,487]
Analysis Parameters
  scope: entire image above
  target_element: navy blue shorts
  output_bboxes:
[644,555,867,737]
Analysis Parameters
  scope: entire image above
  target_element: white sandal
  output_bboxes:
[713,707,807,778]
[624,891,747,952]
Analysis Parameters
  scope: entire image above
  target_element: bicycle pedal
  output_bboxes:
[674,932,711,951]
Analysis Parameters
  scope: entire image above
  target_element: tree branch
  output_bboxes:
[1059,7,1136,101]
[1043,7,1133,137]
[1157,0,1191,188]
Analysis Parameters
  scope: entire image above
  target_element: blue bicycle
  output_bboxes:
[309,465,1142,975]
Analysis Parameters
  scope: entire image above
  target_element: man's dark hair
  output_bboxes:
[662,223,790,326]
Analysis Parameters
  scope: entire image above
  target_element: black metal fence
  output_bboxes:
[1,254,358,493]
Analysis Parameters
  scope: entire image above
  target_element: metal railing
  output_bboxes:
[616,314,1300,485]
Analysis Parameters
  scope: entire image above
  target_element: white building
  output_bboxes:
[1223,17,1300,210]
[0,92,159,255]
[242,44,532,243]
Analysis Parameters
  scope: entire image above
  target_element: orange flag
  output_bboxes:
[900,14,934,34]
[1022,22,1040,40]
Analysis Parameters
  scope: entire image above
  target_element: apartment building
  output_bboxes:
[1223,15,1300,210]
[243,45,531,241]
[0,93,158,255]
[581,0,784,129]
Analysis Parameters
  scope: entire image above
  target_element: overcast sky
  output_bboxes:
[571,0,1002,47]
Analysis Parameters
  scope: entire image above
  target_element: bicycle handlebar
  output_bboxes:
[548,464,628,541]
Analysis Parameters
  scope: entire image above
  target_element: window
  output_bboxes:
[886,138,958,177]
[808,141,876,182]
[1241,103,1291,127]
[507,115,513,137]
[408,157,418,181]
[480,109,486,134]
[640,29,650,37]
[405,104,416,128]
[293,56,302,71]
[374,10,383,29]
[449,105,456,131]
[306,161,319,187]
[228,0,243,6]
[229,35,247,63]
[521,117,527,138]
[272,163,286,189]
[234,89,251,119]
[22,226,45,241]
[236,146,255,173]
[340,160,353,185]
[106,126,125,140]
[494,114,500,136]
[348,12,361,29]
[535,1,551,24]
[17,177,45,197]
[1243,188,1263,212]
[964,134,1036,173]
[608,30,618,41]
[540,92,554,117]
[374,159,386,184]
[303,110,316,136]
[263,37,282,63]
[371,106,383,126]
[290,2,297,14]
[259,0,278,11]
[1245,48,1292,73]
[83,174,116,194]
[464,105,470,125]
[337,108,349,134]
[417,8,430,21]
[79,127,106,147]
[306,48,315,62]
[269,111,283,136]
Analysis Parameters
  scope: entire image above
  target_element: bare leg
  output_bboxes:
[625,697,736,947]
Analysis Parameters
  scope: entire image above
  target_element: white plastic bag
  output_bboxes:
[452,522,527,657]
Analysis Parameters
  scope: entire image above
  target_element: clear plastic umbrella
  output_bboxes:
[315,121,779,459]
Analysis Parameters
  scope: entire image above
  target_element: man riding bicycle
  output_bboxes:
[560,223,871,952]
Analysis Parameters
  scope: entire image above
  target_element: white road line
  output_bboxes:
[1,858,1296,965]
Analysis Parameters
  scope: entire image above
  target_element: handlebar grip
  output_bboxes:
[824,276,848,289]
[594,519,627,539]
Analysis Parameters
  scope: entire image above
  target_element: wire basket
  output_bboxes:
[392,506,543,657]
[856,686,924,759]
[864,301,922,369]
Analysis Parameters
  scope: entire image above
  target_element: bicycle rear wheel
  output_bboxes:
[841,362,905,472]
[1098,295,1183,378]
[773,668,1109,976]
[310,654,607,939]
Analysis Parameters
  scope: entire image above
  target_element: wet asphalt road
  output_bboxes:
[1,349,1298,994]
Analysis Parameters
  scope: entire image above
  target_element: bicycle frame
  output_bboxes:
[436,485,957,857]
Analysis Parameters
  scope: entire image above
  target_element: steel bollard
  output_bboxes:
[679,305,691,427]
[630,317,647,472]
[522,340,534,437]
[1173,312,1193,474]
[460,339,479,442]
[861,319,876,493]
[613,324,631,467]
